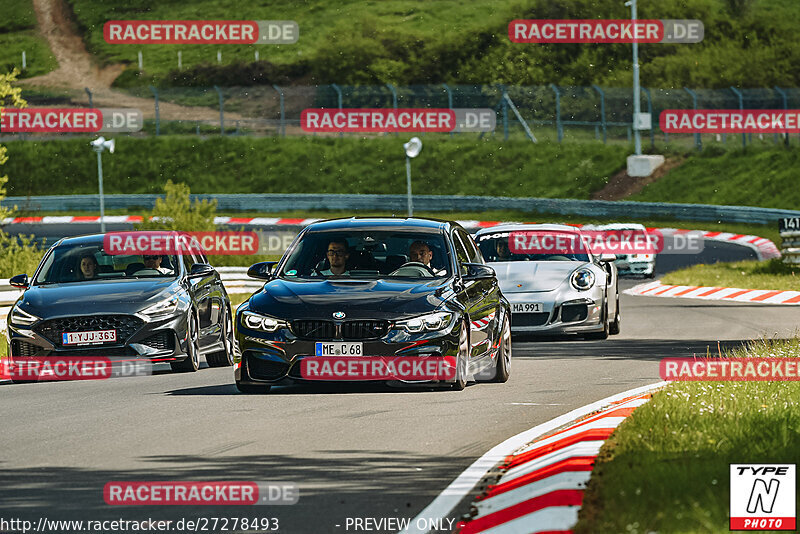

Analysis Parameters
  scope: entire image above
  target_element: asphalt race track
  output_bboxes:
[0,226,793,533]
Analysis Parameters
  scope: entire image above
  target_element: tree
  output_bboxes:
[137,180,217,232]
[0,69,41,278]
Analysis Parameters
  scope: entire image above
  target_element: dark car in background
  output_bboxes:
[6,233,234,377]
[234,217,512,393]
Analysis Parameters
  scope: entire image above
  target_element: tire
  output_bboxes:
[451,322,469,391]
[206,306,234,368]
[490,315,511,383]
[609,293,621,335]
[584,303,609,341]
[171,312,200,373]
[236,381,272,394]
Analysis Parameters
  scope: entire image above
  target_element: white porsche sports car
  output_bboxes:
[475,224,620,339]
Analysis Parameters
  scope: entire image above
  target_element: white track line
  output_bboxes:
[397,381,667,534]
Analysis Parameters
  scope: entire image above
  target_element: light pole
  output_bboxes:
[90,137,115,233]
[625,0,642,155]
[403,137,422,217]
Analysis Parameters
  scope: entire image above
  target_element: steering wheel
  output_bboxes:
[389,261,436,277]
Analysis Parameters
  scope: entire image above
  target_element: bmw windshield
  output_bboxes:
[279,230,451,279]
[33,242,180,285]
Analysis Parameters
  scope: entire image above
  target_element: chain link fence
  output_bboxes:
[6,84,800,149]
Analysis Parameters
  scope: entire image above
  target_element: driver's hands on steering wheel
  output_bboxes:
[389,261,436,277]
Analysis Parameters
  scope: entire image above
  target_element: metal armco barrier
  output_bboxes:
[4,194,800,225]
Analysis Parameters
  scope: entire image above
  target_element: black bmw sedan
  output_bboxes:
[234,217,512,393]
[6,233,234,377]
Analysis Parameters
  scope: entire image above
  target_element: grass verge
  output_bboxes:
[574,337,800,534]
[2,137,627,199]
[661,259,800,291]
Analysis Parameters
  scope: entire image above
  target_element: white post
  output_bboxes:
[22,51,26,70]
[217,50,222,63]
[138,50,143,71]
[628,0,642,156]
[405,156,413,217]
[255,50,259,61]
[97,151,105,234]
[178,51,182,69]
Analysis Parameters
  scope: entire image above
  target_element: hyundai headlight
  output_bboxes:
[396,311,454,333]
[241,311,287,332]
[570,269,595,290]
[141,294,180,317]
[9,304,39,326]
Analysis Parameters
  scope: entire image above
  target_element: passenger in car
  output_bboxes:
[321,239,350,276]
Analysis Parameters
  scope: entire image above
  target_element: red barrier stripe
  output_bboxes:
[459,490,583,534]
[751,291,783,302]
[277,218,306,224]
[729,234,745,240]
[483,458,595,500]
[228,218,254,224]
[653,285,677,295]
[13,217,43,223]
[704,231,721,238]
[697,287,725,297]
[72,216,99,222]
[639,285,663,294]
[782,294,800,304]
[504,428,614,469]
[476,221,501,227]
[722,289,752,299]
[674,286,701,296]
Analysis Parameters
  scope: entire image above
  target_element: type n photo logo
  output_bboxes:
[730,464,796,530]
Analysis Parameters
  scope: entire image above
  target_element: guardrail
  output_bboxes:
[4,194,800,225]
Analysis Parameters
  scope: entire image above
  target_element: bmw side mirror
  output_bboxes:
[247,261,278,280]
[599,253,617,263]
[462,263,496,281]
[189,263,215,278]
[9,273,29,289]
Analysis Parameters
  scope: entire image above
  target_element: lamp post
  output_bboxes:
[403,137,422,217]
[625,0,642,155]
[90,137,115,233]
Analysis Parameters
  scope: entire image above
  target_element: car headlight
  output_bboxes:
[141,294,180,317]
[571,269,595,290]
[241,311,287,332]
[396,311,454,333]
[9,303,39,326]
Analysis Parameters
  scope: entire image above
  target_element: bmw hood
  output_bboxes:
[491,261,586,293]
[247,278,452,320]
[19,279,178,316]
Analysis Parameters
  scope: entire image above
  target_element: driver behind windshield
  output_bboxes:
[409,240,444,274]
[143,254,171,274]
[321,239,350,276]
[78,254,99,279]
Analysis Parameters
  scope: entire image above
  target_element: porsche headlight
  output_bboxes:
[141,294,180,317]
[241,311,287,332]
[396,311,454,333]
[570,269,595,291]
[9,303,39,326]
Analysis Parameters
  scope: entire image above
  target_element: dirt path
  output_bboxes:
[24,0,124,89]
[21,0,249,122]
[591,156,685,201]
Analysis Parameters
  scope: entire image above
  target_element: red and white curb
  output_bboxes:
[399,382,666,534]
[454,394,653,534]
[625,280,800,305]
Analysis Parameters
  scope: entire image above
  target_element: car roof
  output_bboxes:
[475,222,582,235]
[305,217,452,232]
[52,233,106,246]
